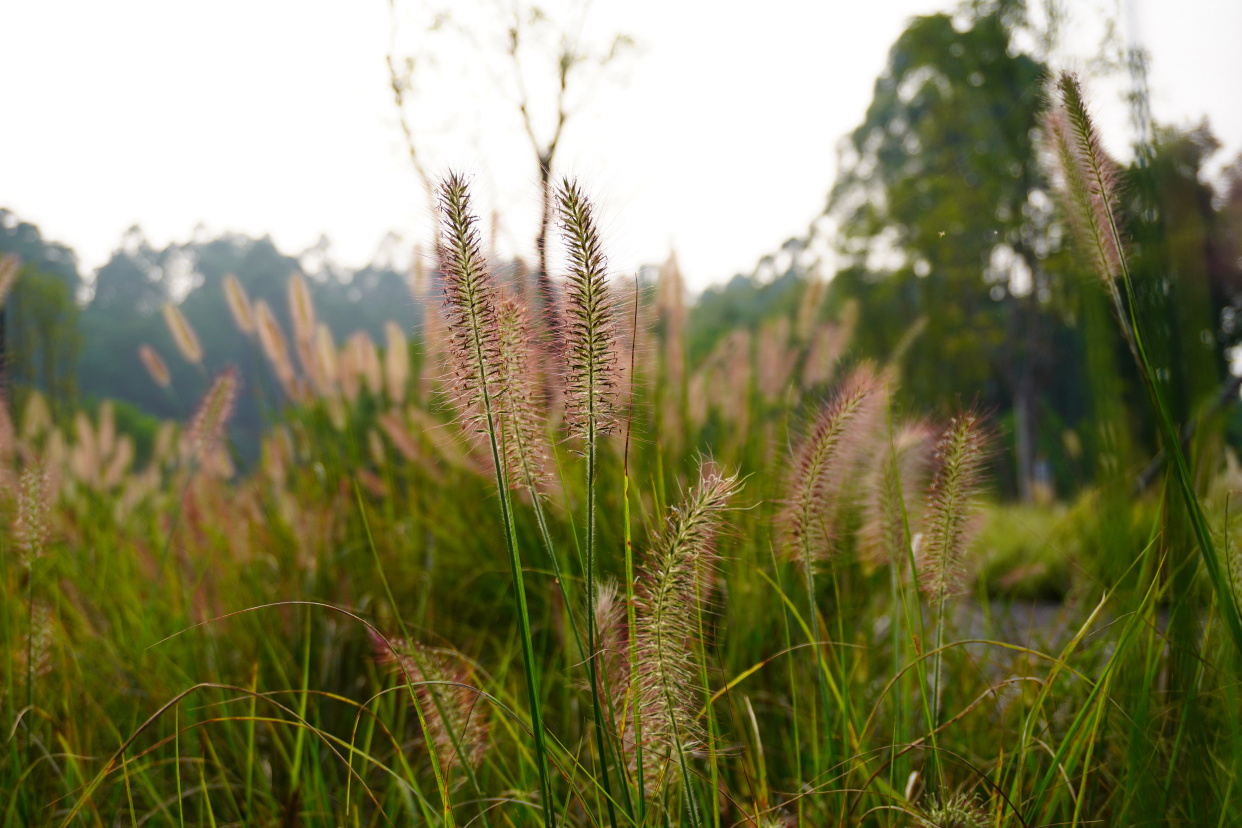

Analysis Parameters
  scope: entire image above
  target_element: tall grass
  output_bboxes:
[2,80,1241,827]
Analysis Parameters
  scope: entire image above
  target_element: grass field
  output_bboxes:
[4,73,1242,828]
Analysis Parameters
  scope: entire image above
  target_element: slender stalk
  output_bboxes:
[489,349,554,826]
[624,275,645,822]
[558,179,625,827]
[1050,73,1242,656]
[438,175,555,827]
[800,550,836,783]
[768,541,803,827]
[356,483,463,823]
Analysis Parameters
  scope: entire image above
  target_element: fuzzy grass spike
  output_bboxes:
[634,466,741,806]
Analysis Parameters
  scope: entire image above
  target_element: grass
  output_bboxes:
[3,79,1242,826]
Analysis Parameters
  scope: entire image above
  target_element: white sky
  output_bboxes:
[2,0,1239,293]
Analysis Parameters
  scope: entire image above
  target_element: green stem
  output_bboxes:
[799,550,835,788]
[625,486,646,821]
[460,273,555,827]
[585,425,624,828]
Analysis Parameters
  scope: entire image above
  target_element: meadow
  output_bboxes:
[3,73,1242,828]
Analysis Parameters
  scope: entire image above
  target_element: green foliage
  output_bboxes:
[6,264,81,416]
[828,3,1048,405]
[72,229,424,463]
[4,5,1242,826]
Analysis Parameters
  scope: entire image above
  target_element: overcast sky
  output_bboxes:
[3,0,1240,292]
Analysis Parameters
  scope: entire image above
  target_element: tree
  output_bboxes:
[0,211,84,415]
[89,226,167,315]
[387,0,632,334]
[6,264,81,417]
[824,0,1058,500]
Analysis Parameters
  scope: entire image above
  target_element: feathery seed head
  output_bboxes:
[781,365,883,568]
[1043,72,1126,284]
[349,331,383,397]
[384,321,410,405]
[223,273,255,334]
[313,323,339,395]
[370,630,489,773]
[138,344,171,388]
[162,304,203,365]
[14,463,54,566]
[915,791,989,828]
[0,254,18,310]
[20,392,52,444]
[20,600,56,679]
[436,173,506,441]
[634,465,742,775]
[98,401,116,461]
[72,413,99,486]
[492,297,552,493]
[589,579,630,702]
[338,340,361,403]
[377,410,421,463]
[919,412,989,604]
[186,368,239,466]
[255,301,296,396]
[102,435,135,490]
[0,395,13,479]
[557,179,620,441]
[287,272,316,345]
[860,420,936,570]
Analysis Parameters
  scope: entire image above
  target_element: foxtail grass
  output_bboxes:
[161,304,203,367]
[384,320,410,405]
[370,630,490,775]
[1045,71,1242,658]
[255,300,297,398]
[634,465,741,824]
[0,254,18,309]
[780,364,881,792]
[222,273,255,335]
[137,344,171,389]
[435,172,556,828]
[919,412,988,732]
[556,178,627,827]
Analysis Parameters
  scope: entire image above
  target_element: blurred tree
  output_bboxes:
[75,226,422,462]
[89,226,167,314]
[0,209,82,290]
[1124,127,1242,475]
[7,263,81,417]
[0,211,84,416]
[824,0,1058,500]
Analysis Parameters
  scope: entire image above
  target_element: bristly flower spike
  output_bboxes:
[255,300,296,396]
[370,630,490,774]
[437,173,505,441]
[495,297,551,493]
[162,304,203,365]
[782,365,883,569]
[861,420,935,570]
[557,178,620,441]
[919,412,988,606]
[0,254,18,310]
[434,172,556,826]
[384,321,410,405]
[223,273,255,335]
[634,466,742,791]
[1042,72,1135,356]
[138,344,172,388]
[186,367,239,466]
[14,463,54,567]
[555,179,629,823]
